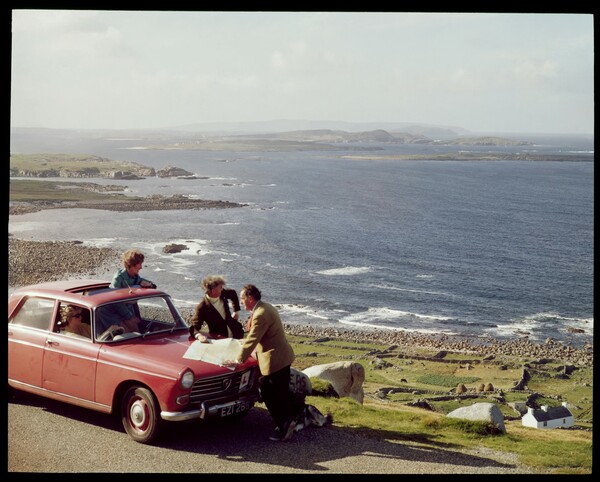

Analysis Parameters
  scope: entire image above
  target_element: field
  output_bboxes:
[287,334,593,474]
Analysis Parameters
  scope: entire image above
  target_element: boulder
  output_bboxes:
[446,402,506,433]
[156,165,194,178]
[162,243,189,254]
[302,361,365,404]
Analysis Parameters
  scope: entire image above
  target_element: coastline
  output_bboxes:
[9,196,246,216]
[8,237,593,367]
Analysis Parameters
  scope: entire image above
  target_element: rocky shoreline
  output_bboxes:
[280,323,593,367]
[8,238,120,287]
[9,195,246,216]
[8,238,593,367]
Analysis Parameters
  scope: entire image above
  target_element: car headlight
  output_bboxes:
[180,369,195,389]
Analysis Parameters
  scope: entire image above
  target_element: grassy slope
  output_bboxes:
[10,153,149,173]
[9,179,140,202]
[287,335,592,474]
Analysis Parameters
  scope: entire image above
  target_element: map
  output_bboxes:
[182,338,242,368]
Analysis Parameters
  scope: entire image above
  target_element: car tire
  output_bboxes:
[121,386,161,444]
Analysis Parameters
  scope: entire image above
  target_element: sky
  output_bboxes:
[10,10,594,135]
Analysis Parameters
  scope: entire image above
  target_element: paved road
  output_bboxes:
[8,391,539,474]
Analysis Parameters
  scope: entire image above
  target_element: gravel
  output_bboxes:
[8,237,120,287]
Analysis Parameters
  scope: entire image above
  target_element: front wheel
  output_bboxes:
[121,386,161,444]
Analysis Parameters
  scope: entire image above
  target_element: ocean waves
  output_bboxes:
[316,266,373,276]
[9,142,593,347]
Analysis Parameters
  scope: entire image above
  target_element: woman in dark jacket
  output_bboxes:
[189,275,244,341]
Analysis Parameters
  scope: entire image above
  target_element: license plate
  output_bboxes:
[219,400,250,417]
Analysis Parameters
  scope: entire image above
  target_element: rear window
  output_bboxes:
[10,297,55,330]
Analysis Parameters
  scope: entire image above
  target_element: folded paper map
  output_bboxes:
[183,338,242,368]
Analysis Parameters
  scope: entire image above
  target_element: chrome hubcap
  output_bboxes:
[130,400,147,429]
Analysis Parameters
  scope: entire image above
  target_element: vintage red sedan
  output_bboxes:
[8,279,260,444]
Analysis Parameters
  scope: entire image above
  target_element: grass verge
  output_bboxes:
[289,335,593,474]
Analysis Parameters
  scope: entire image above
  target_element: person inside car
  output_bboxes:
[61,304,91,339]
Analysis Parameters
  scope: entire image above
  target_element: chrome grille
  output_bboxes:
[190,368,254,404]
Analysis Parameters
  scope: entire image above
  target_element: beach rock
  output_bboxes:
[408,398,435,411]
[156,165,194,178]
[163,243,189,254]
[106,170,145,180]
[447,402,506,433]
[370,357,393,369]
[302,361,365,404]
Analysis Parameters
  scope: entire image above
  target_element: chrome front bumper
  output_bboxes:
[160,394,257,422]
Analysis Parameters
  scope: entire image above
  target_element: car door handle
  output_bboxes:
[46,340,60,346]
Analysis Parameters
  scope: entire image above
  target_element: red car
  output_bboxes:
[8,279,260,444]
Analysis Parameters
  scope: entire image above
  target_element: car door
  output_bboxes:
[42,304,100,401]
[8,296,55,389]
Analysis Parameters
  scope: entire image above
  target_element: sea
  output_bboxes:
[9,131,594,347]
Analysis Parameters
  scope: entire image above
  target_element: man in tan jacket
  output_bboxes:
[224,284,297,441]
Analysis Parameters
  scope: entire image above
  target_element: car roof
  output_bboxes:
[9,279,167,309]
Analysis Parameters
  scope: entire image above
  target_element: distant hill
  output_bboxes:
[168,119,471,139]
[224,129,533,146]
[392,124,467,140]
[444,136,532,146]
[235,128,431,144]
[10,127,536,155]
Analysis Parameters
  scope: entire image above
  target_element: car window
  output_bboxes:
[95,296,184,341]
[10,297,55,331]
[56,302,92,339]
[95,302,132,337]
[138,297,177,326]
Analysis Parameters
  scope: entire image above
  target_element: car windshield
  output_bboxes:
[94,295,188,342]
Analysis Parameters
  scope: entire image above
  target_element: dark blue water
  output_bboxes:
[9,133,594,345]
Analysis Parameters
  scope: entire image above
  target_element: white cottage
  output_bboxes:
[521,402,574,429]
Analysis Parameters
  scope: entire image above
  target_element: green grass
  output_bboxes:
[289,336,593,474]
[9,179,139,202]
[307,396,592,473]
[10,153,147,173]
[416,373,480,387]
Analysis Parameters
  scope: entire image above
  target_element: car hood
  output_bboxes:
[99,330,252,379]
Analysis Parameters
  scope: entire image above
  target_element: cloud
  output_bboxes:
[10,11,594,133]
